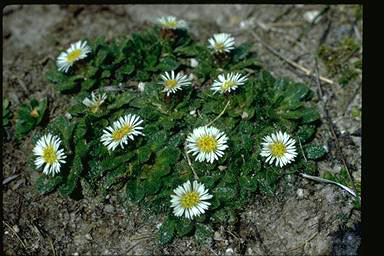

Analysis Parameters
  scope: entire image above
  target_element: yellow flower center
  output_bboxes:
[197,135,218,153]
[30,107,39,118]
[43,146,57,164]
[162,21,177,27]
[180,191,200,209]
[112,124,133,141]
[270,142,286,157]
[90,101,103,113]
[66,49,81,63]
[214,42,225,51]
[221,80,236,91]
[91,105,100,113]
[164,79,178,89]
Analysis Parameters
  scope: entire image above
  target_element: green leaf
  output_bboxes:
[101,70,111,78]
[103,164,130,190]
[57,77,80,93]
[68,103,87,116]
[199,175,221,189]
[230,57,260,71]
[36,175,63,194]
[85,66,99,79]
[35,97,48,125]
[95,48,110,66]
[157,57,180,71]
[232,41,253,62]
[107,91,135,110]
[157,146,181,166]
[239,176,258,192]
[254,168,279,196]
[137,145,152,163]
[135,70,150,81]
[15,119,34,139]
[144,43,161,68]
[159,217,176,244]
[143,177,162,195]
[211,208,228,223]
[214,186,237,202]
[284,83,310,102]
[175,218,194,237]
[279,110,302,120]
[148,130,168,152]
[297,125,316,143]
[120,63,135,75]
[138,106,160,121]
[126,179,146,202]
[46,67,68,84]
[152,161,171,178]
[304,144,327,160]
[101,154,126,171]
[194,223,213,245]
[300,107,320,123]
[81,79,97,91]
[59,155,82,197]
[174,44,199,57]
[14,97,47,138]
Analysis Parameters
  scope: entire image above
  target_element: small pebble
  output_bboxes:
[85,233,92,240]
[303,10,322,23]
[225,248,234,255]
[297,188,305,199]
[190,58,199,68]
[13,225,19,233]
[138,82,145,92]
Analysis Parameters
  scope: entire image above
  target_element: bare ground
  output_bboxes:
[3,4,362,255]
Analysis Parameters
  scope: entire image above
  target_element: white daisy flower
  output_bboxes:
[208,33,235,53]
[159,70,192,96]
[170,180,213,220]
[186,126,228,163]
[211,72,248,94]
[56,40,92,73]
[100,114,144,151]
[82,91,107,113]
[158,16,188,30]
[260,131,298,167]
[33,133,67,176]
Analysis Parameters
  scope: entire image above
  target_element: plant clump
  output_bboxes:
[31,16,324,244]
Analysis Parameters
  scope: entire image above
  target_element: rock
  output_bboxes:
[303,10,322,24]
[85,233,92,241]
[296,188,305,199]
[213,231,223,241]
[190,58,199,68]
[138,82,145,92]
[104,204,115,213]
[13,225,19,233]
[225,248,234,255]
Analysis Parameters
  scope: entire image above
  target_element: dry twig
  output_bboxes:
[250,31,334,85]
[298,173,359,199]
[183,148,199,180]
[3,221,27,249]
[312,55,360,201]
[206,100,231,127]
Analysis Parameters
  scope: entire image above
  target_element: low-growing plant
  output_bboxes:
[3,98,11,127]
[30,18,325,244]
[317,37,361,86]
[323,168,361,209]
[15,97,47,139]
